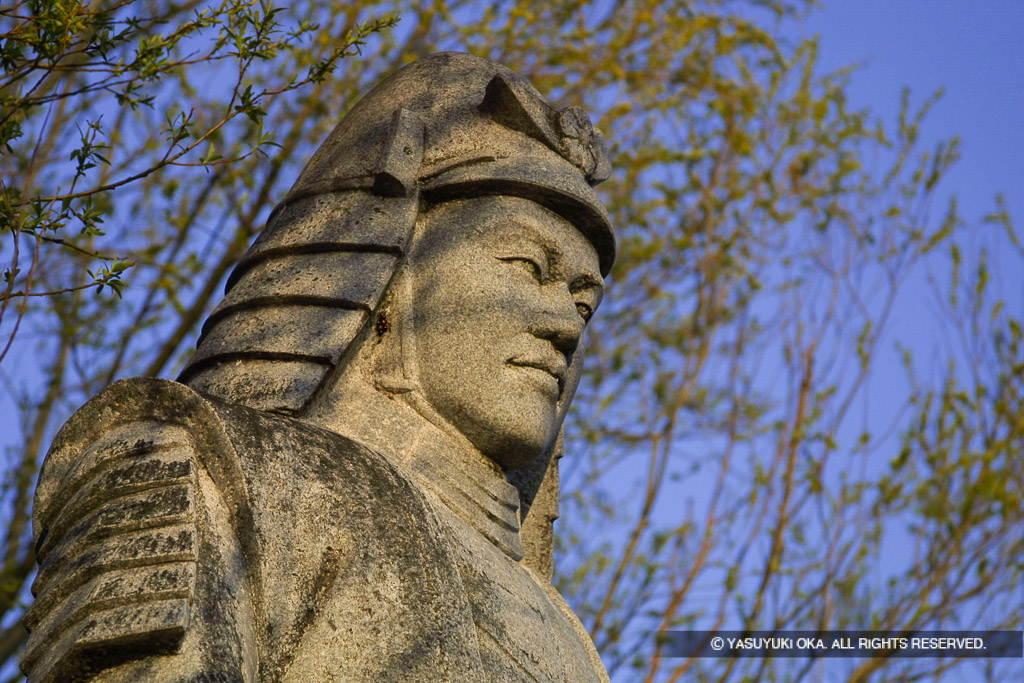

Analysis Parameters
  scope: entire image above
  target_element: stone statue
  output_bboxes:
[22,52,614,682]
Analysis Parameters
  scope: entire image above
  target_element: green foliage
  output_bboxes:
[1,0,395,315]
[0,0,397,666]
[1,2,1022,682]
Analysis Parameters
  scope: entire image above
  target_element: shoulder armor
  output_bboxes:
[22,378,249,683]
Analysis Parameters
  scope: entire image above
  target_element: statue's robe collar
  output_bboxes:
[405,425,524,561]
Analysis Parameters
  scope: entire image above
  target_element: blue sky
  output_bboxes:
[626,4,1024,678]
[796,3,1023,678]
[804,0,1023,228]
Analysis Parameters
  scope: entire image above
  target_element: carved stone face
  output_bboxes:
[410,195,604,470]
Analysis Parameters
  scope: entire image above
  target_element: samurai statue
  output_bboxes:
[23,52,614,682]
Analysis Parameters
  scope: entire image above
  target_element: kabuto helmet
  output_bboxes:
[179,52,615,416]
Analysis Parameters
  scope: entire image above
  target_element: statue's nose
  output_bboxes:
[529,292,584,359]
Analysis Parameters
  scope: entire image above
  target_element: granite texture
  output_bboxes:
[24,52,615,682]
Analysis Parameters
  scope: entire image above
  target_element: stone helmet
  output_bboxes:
[179,52,615,417]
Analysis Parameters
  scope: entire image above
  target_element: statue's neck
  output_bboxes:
[307,377,524,560]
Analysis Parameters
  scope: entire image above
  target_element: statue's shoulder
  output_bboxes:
[33,377,238,532]
[24,377,249,682]
[25,377,480,682]
[31,376,393,522]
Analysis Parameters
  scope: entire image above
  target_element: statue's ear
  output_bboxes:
[368,266,419,395]
[510,429,563,582]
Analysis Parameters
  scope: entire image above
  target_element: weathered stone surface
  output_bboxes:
[223,251,398,305]
[185,358,327,414]
[244,192,414,259]
[24,52,615,681]
[190,305,367,365]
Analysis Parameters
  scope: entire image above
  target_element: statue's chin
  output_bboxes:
[489,447,550,472]
[468,422,560,472]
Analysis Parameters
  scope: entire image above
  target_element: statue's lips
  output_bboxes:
[507,356,566,394]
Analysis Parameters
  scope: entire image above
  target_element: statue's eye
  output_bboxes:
[575,302,593,322]
[500,256,544,281]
